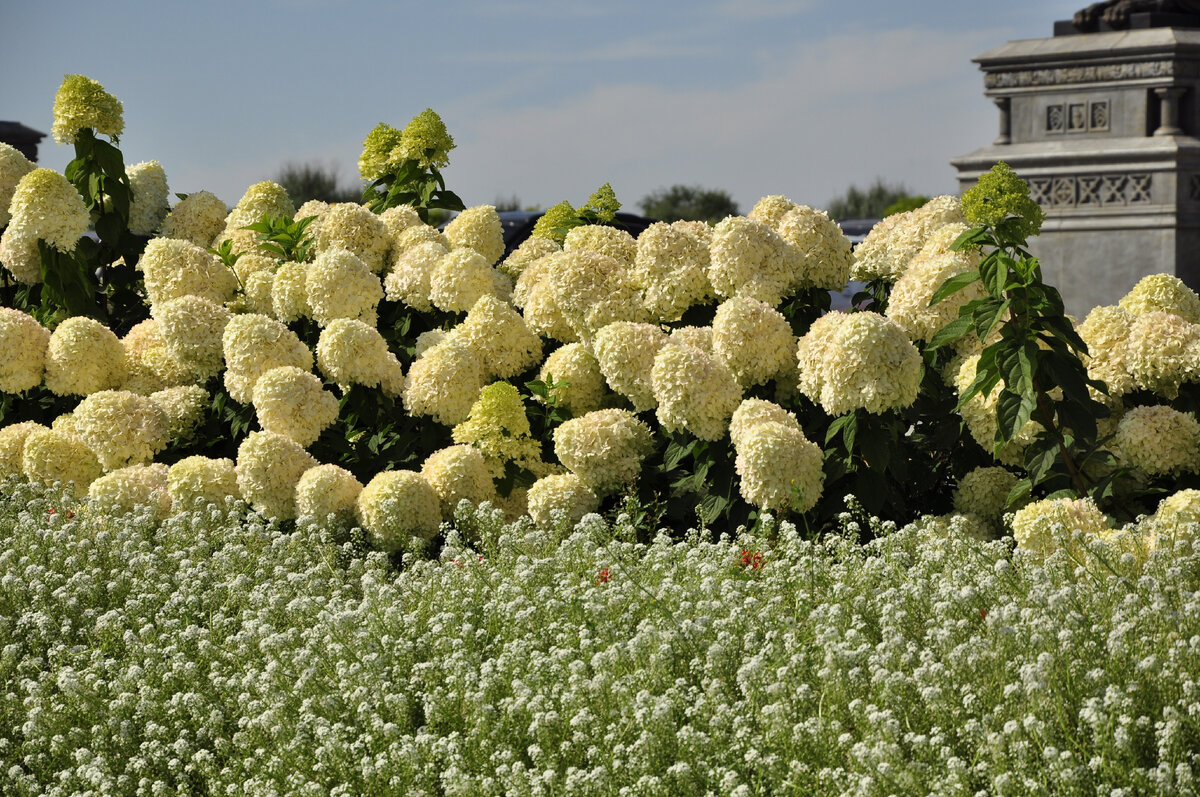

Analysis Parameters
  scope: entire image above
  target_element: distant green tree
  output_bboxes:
[826,178,921,219]
[882,195,930,217]
[274,161,362,206]
[494,194,523,212]
[639,185,740,224]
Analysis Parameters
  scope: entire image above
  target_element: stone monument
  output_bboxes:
[951,5,1200,312]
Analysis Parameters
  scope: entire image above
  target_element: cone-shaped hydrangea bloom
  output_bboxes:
[652,342,743,441]
[546,250,646,344]
[270,262,310,322]
[236,270,275,317]
[393,223,450,257]
[747,194,800,229]
[708,215,798,307]
[530,201,577,244]
[21,426,102,496]
[593,321,667,411]
[126,161,169,236]
[0,421,48,477]
[379,204,422,238]
[87,463,171,519]
[1125,310,1200,399]
[251,365,339,448]
[1119,273,1200,323]
[314,202,390,273]
[0,228,42,284]
[222,314,313,404]
[120,319,194,395]
[952,353,1039,467]
[852,196,966,282]
[153,294,231,381]
[403,335,486,426]
[1010,496,1111,559]
[296,464,362,523]
[215,181,295,255]
[712,296,795,387]
[235,252,279,284]
[728,399,799,450]
[775,206,855,292]
[356,470,443,553]
[1113,404,1200,477]
[554,408,654,495]
[413,329,448,358]
[952,466,1018,529]
[961,162,1045,241]
[454,295,543,379]
[452,381,546,480]
[0,143,35,228]
[886,250,987,343]
[140,237,238,307]
[52,74,124,143]
[149,385,208,442]
[430,248,497,313]
[537,342,607,416]
[499,235,560,280]
[316,318,405,396]
[44,316,126,397]
[236,430,317,521]
[734,421,824,514]
[421,444,494,519]
[306,248,383,327]
[167,455,239,511]
[632,221,713,322]
[293,199,329,244]
[358,122,404,181]
[0,308,49,393]
[527,473,599,533]
[384,240,448,312]
[670,325,713,352]
[445,205,504,266]
[6,169,90,253]
[563,224,637,268]
[397,108,455,170]
[72,390,170,471]
[1078,305,1135,398]
[796,311,921,416]
[514,254,577,343]
[160,190,229,248]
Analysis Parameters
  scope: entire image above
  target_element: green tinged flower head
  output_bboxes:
[583,183,621,223]
[52,74,124,144]
[397,109,455,170]
[452,381,545,479]
[358,122,403,181]
[531,201,578,244]
[961,161,1045,241]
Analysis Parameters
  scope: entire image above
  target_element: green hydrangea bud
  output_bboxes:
[961,161,1045,242]
[531,200,578,244]
[584,182,621,222]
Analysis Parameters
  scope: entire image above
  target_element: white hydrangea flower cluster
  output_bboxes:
[167,455,239,510]
[430,248,501,313]
[553,408,653,495]
[270,261,310,322]
[886,250,987,342]
[295,463,362,523]
[795,311,921,416]
[119,319,193,394]
[222,314,313,404]
[445,205,505,266]
[316,318,405,396]
[0,142,35,228]
[4,168,90,254]
[44,316,127,397]
[852,196,965,282]
[707,215,798,307]
[526,473,600,532]
[670,324,713,352]
[773,206,854,292]
[1077,304,1137,398]
[1124,310,1200,399]
[421,444,494,519]
[1112,404,1200,477]
[499,235,560,280]
[730,399,823,513]
[0,218,42,283]
[651,342,742,441]
[149,384,209,441]
[126,160,169,236]
[71,389,170,471]
[139,237,238,307]
[251,366,339,447]
[563,224,637,268]
[378,204,422,238]
[160,190,229,248]
[87,463,171,519]
[403,335,486,426]
[593,321,667,411]
[384,240,448,312]
[153,294,231,381]
[356,469,443,552]
[313,202,390,273]
[952,466,1018,530]
[952,353,1040,466]
[632,221,713,322]
[20,426,102,496]
[0,421,47,476]
[1010,496,1112,559]
[306,248,383,327]
[537,342,607,415]
[712,296,795,387]
[513,253,577,343]
[235,430,318,520]
[1119,273,1200,323]
[0,307,50,393]
[214,181,295,255]
[545,250,646,344]
[51,74,124,143]
[453,295,543,379]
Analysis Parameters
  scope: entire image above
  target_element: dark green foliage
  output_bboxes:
[273,161,362,206]
[638,184,740,224]
[826,177,918,220]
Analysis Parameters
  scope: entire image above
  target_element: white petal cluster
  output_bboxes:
[852,196,965,282]
[729,399,799,449]
[314,203,390,273]
[537,342,607,416]
[651,342,742,441]
[316,318,405,396]
[251,365,339,447]
[430,248,498,313]
[126,161,169,236]
[221,314,313,404]
[499,235,560,280]
[952,352,1040,466]
[734,417,823,514]
[271,262,310,322]
[0,307,49,393]
[514,253,577,343]
[167,455,239,511]
[445,205,504,266]
[1119,273,1200,323]
[403,335,486,426]
[795,312,921,416]
[295,464,362,523]
[527,473,600,533]
[632,221,713,322]
[670,325,713,352]
[545,250,646,344]
[393,223,450,256]
[707,215,797,307]
[384,240,448,312]
[1077,305,1135,398]
[120,319,194,394]
[71,389,169,471]
[378,205,422,238]
[563,224,637,267]
[356,470,442,553]
[422,444,494,519]
[235,430,318,520]
[952,466,1018,529]
[149,384,209,442]
[0,226,42,283]
[774,206,854,291]
[215,181,295,255]
[153,294,231,381]
[747,194,799,229]
[886,250,987,342]
[20,426,102,496]
[0,421,48,477]
[1125,311,1200,399]
[712,296,795,387]
[593,321,668,411]
[44,316,127,397]
[0,142,36,228]
[4,168,89,254]
[554,408,653,495]
[140,237,238,307]
[160,190,229,248]
[306,248,383,327]
[1010,496,1111,559]
[1113,404,1200,477]
[87,463,171,519]
[454,295,543,379]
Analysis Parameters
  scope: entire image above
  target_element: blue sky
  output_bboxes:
[2,0,1081,214]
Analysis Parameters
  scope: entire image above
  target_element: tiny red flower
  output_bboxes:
[65,510,74,520]
[980,608,988,619]
[740,550,765,570]
[596,567,611,584]
[47,508,57,516]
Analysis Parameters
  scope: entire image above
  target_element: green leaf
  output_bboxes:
[995,387,1036,445]
[949,226,990,251]
[927,313,973,350]
[929,270,980,307]
[92,139,127,180]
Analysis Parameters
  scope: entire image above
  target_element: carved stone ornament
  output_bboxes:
[1071,1,1200,32]
[984,60,1200,89]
